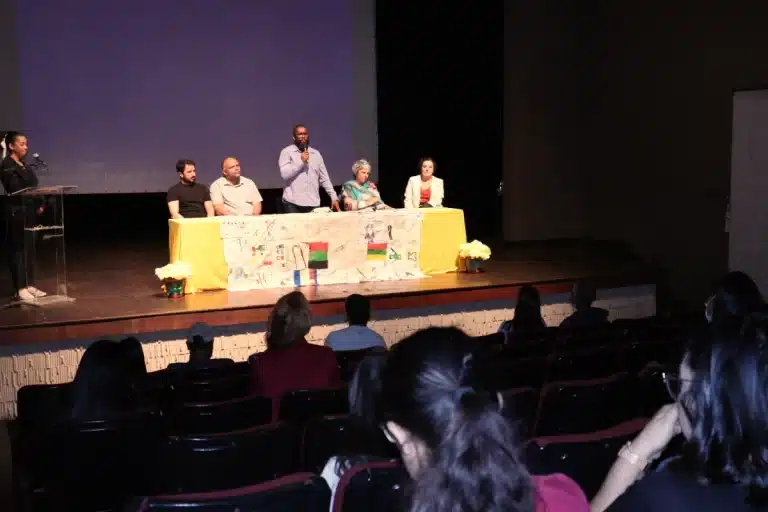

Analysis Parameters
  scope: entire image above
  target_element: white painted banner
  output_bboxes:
[220,211,424,291]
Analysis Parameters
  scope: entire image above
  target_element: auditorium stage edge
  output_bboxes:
[0,243,656,347]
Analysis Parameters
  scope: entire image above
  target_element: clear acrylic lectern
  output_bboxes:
[6,185,77,307]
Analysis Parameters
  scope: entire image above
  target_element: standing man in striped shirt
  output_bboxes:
[278,124,340,214]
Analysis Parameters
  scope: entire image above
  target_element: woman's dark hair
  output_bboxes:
[376,327,534,512]
[709,271,764,334]
[266,291,312,349]
[71,339,137,421]
[349,349,387,428]
[418,157,436,172]
[331,349,391,476]
[3,131,24,149]
[511,285,546,338]
[119,337,147,379]
[675,314,768,505]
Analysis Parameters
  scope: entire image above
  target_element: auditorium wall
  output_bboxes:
[0,284,655,419]
[0,0,22,130]
[503,0,768,306]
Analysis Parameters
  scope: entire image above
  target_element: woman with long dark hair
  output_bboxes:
[705,270,764,335]
[373,327,588,511]
[499,285,548,342]
[70,340,139,421]
[592,313,768,511]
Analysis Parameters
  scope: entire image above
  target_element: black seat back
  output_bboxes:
[134,473,330,512]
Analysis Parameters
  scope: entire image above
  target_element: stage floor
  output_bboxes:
[0,239,656,344]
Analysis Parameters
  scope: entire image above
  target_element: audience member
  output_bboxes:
[705,270,765,335]
[119,336,149,392]
[498,284,548,342]
[167,322,234,372]
[321,351,395,509]
[70,339,139,421]
[592,312,768,511]
[559,281,609,330]
[325,294,387,351]
[249,291,341,417]
[369,327,589,511]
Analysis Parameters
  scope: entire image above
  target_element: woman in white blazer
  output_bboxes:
[404,157,444,209]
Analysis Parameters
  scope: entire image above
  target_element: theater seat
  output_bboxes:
[279,388,349,423]
[131,473,330,511]
[534,373,635,436]
[335,347,385,382]
[166,394,272,435]
[16,382,73,426]
[302,415,399,473]
[333,460,408,512]
[500,386,539,441]
[15,413,163,512]
[525,418,647,499]
[547,345,624,381]
[169,372,250,403]
[156,421,301,494]
[489,356,548,390]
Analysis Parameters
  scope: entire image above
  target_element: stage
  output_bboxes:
[0,239,658,347]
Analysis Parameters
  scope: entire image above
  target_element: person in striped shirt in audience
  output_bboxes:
[325,294,386,352]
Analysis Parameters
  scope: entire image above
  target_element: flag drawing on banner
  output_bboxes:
[367,242,387,261]
[307,242,329,269]
[293,269,318,286]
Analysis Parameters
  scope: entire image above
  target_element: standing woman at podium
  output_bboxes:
[0,131,45,302]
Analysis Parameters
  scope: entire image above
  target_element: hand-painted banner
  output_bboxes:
[220,210,424,291]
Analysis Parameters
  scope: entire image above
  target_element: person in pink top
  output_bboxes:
[369,327,589,512]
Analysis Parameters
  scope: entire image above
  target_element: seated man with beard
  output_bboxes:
[167,159,214,218]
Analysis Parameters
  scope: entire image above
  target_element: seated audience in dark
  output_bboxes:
[119,336,150,395]
[249,291,341,415]
[705,270,765,335]
[70,339,139,421]
[167,322,234,372]
[498,284,548,342]
[364,327,590,511]
[325,294,386,352]
[321,351,393,502]
[559,281,609,330]
[592,312,768,512]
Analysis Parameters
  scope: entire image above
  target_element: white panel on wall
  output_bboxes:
[729,91,768,297]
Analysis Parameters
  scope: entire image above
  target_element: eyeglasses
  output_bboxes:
[662,371,692,400]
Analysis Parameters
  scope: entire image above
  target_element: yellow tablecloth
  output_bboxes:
[169,208,467,293]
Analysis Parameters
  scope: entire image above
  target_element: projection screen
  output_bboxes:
[8,0,377,193]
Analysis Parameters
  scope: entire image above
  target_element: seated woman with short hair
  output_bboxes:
[341,159,390,211]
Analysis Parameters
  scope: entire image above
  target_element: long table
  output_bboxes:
[168,208,467,293]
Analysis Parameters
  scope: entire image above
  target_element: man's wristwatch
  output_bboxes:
[618,442,649,470]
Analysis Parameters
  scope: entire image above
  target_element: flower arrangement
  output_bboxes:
[459,240,491,261]
[155,262,192,281]
[155,262,192,298]
[459,240,491,273]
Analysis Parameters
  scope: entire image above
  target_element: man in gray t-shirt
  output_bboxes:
[210,157,263,216]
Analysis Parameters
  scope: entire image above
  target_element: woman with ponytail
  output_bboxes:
[375,327,588,512]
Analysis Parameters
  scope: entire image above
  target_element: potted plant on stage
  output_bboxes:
[459,240,491,273]
[155,262,193,298]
